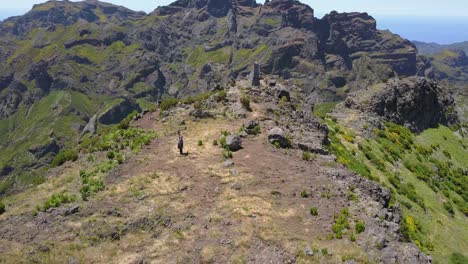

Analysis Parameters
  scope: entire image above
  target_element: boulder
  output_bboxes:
[244,120,259,135]
[304,246,314,256]
[268,127,290,148]
[225,135,242,151]
[190,109,214,119]
[81,114,98,137]
[276,87,290,101]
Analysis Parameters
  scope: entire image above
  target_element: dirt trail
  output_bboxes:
[0,103,372,264]
[89,106,356,263]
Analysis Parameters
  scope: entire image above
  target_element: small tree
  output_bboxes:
[0,201,5,215]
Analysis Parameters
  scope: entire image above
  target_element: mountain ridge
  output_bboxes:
[0,0,467,263]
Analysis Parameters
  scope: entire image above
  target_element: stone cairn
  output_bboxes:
[250,62,260,86]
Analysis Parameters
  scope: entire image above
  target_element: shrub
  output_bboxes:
[278,96,288,109]
[80,179,105,200]
[300,190,310,198]
[321,248,328,256]
[400,216,417,242]
[310,207,318,216]
[220,136,228,149]
[222,150,233,159]
[347,191,359,202]
[350,232,356,242]
[118,110,138,130]
[217,90,227,102]
[107,151,115,160]
[51,149,79,167]
[332,208,350,239]
[355,221,365,233]
[198,140,203,146]
[251,124,261,135]
[450,252,468,264]
[343,134,354,143]
[443,149,452,159]
[302,151,312,161]
[39,192,76,212]
[444,201,455,215]
[159,97,179,112]
[213,139,218,146]
[0,201,5,215]
[240,94,251,111]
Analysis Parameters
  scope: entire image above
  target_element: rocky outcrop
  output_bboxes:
[344,77,457,132]
[64,38,102,49]
[99,99,141,125]
[225,134,242,151]
[318,11,417,76]
[249,63,260,86]
[28,140,60,159]
[28,61,53,92]
[268,127,290,148]
[81,114,98,137]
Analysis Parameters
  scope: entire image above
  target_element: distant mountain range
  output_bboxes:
[414,40,468,55]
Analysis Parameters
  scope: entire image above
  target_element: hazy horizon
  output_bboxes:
[1,0,468,45]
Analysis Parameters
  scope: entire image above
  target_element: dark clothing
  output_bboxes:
[178,135,184,154]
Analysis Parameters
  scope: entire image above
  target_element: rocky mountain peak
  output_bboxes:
[343,77,458,132]
[168,0,233,17]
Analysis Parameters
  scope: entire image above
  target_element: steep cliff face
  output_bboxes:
[0,0,419,118]
[343,77,457,132]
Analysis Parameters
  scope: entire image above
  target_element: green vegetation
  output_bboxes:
[159,97,179,112]
[222,150,233,159]
[450,252,468,264]
[325,118,468,262]
[37,192,77,212]
[80,169,106,201]
[302,151,313,161]
[263,17,281,27]
[51,149,79,167]
[0,90,108,195]
[355,221,365,233]
[198,140,204,146]
[0,201,5,215]
[332,208,350,239]
[310,207,318,216]
[347,191,359,202]
[250,124,261,135]
[232,44,271,71]
[313,102,339,119]
[118,110,139,130]
[300,190,310,198]
[328,127,372,179]
[79,123,157,200]
[240,94,251,111]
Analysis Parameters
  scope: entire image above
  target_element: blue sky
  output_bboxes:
[1,0,468,43]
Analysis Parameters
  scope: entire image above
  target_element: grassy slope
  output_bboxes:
[317,101,468,264]
[0,90,115,193]
[331,124,467,263]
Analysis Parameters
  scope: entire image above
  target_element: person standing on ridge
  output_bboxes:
[177,130,184,155]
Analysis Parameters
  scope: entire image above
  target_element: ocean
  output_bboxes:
[376,16,468,44]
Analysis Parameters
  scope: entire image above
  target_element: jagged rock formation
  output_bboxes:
[249,63,260,86]
[343,77,457,132]
[0,0,420,120]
